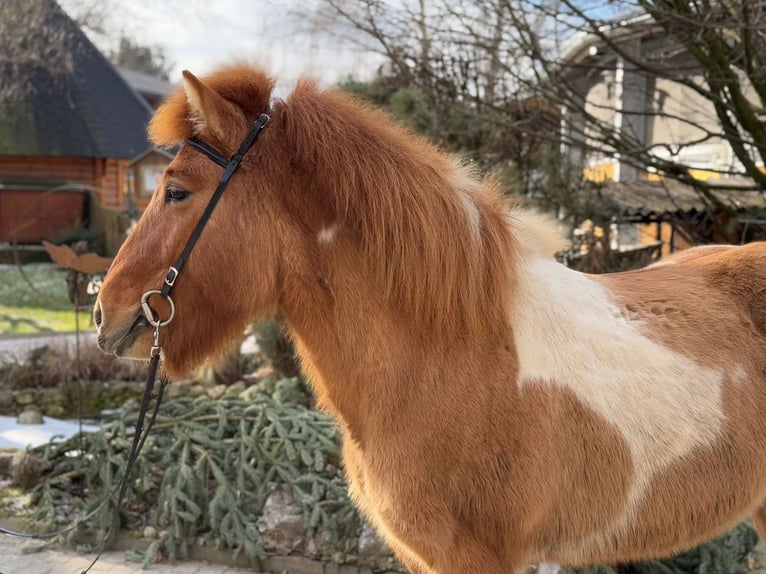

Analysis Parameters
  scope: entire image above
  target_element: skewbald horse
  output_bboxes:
[95,65,766,573]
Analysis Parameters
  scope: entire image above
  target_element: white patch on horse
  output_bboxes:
[459,189,481,246]
[449,163,482,247]
[318,223,340,245]
[511,257,725,541]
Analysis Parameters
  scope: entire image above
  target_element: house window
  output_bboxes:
[137,163,167,199]
[617,222,641,249]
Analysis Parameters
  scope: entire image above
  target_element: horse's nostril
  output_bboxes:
[94,302,103,328]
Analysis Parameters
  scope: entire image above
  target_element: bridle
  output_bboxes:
[141,110,272,339]
[0,110,271,574]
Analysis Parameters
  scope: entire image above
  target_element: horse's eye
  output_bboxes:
[165,185,190,203]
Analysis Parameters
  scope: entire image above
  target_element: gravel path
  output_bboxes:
[0,536,249,574]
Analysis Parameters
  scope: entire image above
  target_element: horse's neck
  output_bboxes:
[279,243,519,448]
[279,251,418,441]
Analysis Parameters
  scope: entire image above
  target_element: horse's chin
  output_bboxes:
[97,313,153,360]
[113,340,153,361]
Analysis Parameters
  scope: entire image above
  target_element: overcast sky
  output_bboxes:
[61,0,382,91]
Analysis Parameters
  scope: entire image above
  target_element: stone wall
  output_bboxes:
[0,380,144,418]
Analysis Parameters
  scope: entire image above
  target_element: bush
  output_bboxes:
[28,389,360,567]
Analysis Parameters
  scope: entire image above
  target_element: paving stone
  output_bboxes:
[0,534,376,574]
[262,555,325,574]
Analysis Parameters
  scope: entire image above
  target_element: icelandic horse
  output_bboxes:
[94,65,766,573]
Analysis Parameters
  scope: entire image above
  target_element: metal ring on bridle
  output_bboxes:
[140,290,175,328]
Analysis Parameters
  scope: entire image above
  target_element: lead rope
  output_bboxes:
[80,319,171,574]
[78,274,175,572]
[0,321,170,574]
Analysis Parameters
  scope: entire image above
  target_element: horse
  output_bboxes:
[94,64,766,574]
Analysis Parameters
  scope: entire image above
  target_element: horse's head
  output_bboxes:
[96,64,517,378]
[95,67,297,377]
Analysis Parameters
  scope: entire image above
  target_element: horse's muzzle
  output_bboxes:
[95,304,148,359]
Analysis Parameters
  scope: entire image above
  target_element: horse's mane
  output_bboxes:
[285,80,526,339]
[150,66,532,340]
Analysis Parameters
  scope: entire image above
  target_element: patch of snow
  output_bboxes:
[240,333,260,355]
[0,416,99,449]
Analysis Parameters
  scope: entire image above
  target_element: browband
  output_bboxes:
[182,110,272,170]
[183,137,228,168]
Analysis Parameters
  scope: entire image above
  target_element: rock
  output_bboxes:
[224,380,246,397]
[536,562,563,574]
[306,537,321,559]
[21,540,48,554]
[0,447,21,479]
[0,389,14,413]
[44,389,70,418]
[40,388,65,407]
[357,523,395,570]
[257,487,305,555]
[43,404,67,419]
[13,390,36,406]
[143,526,158,539]
[306,530,336,560]
[206,384,227,400]
[17,408,44,425]
[254,364,279,381]
[357,523,385,555]
[332,552,345,564]
[188,384,207,398]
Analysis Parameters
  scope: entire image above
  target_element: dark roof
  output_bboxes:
[119,68,175,102]
[127,146,175,166]
[603,179,766,218]
[0,1,152,159]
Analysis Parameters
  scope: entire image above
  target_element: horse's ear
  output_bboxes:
[182,70,241,140]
